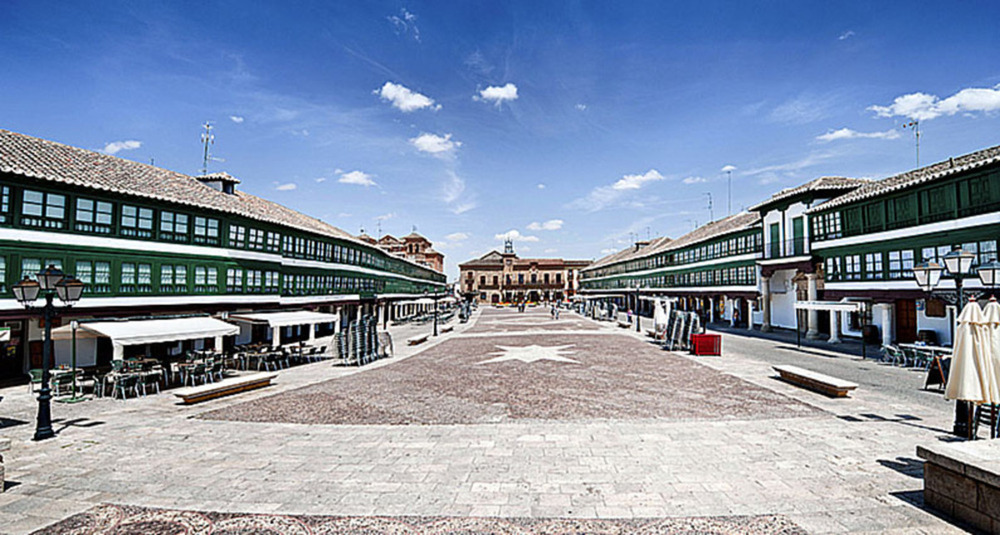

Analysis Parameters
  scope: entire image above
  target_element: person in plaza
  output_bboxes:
[627,308,633,324]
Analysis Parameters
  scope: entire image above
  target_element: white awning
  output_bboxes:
[52,317,239,361]
[228,310,339,328]
[793,300,864,312]
[395,298,437,306]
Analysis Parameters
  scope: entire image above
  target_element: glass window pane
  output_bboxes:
[22,190,43,216]
[95,262,111,284]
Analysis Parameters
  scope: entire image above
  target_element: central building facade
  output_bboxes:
[459,241,590,304]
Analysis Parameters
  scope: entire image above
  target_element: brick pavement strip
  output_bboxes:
[0,308,973,533]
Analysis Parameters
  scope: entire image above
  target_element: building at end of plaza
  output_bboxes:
[357,230,445,273]
[459,241,590,304]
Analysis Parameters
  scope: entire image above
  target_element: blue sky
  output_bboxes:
[2,1,1000,279]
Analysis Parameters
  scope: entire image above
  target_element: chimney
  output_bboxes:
[195,172,241,195]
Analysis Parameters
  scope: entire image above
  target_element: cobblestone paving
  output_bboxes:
[201,322,818,425]
[0,308,975,534]
[465,308,601,334]
[34,503,805,534]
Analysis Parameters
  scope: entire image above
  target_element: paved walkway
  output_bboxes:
[0,307,975,534]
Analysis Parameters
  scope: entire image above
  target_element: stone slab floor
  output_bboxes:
[0,307,975,534]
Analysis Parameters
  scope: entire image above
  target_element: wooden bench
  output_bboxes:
[0,437,10,493]
[773,365,858,398]
[407,334,429,346]
[440,325,454,333]
[173,373,277,404]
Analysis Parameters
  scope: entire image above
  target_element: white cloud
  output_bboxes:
[575,103,587,111]
[569,169,667,212]
[452,201,477,215]
[229,115,244,123]
[527,219,563,231]
[315,177,327,183]
[338,212,352,218]
[374,81,440,112]
[375,212,395,221]
[446,232,469,241]
[495,229,539,243]
[839,30,855,40]
[102,140,141,155]
[410,132,461,156]
[869,85,1000,121]
[387,8,420,42]
[816,127,901,142]
[682,176,708,184]
[537,183,546,189]
[544,248,558,254]
[743,152,835,176]
[338,170,377,187]
[721,164,737,173]
[770,95,833,124]
[275,182,297,191]
[475,83,519,107]
[612,169,665,190]
[600,248,618,254]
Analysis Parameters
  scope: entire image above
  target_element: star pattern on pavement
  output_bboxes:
[476,344,579,365]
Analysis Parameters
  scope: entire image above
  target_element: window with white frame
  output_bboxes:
[159,212,189,241]
[864,252,884,279]
[21,190,66,229]
[229,225,246,248]
[193,217,220,245]
[121,205,154,238]
[74,198,113,234]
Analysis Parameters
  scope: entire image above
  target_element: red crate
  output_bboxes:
[690,334,722,356]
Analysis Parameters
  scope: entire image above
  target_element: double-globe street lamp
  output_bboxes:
[12,265,85,441]
[913,248,1000,439]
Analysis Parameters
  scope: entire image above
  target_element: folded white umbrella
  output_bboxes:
[653,300,668,331]
[946,299,990,404]
[982,297,1000,404]
[944,300,996,403]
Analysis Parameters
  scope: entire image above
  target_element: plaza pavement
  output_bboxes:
[0,307,976,534]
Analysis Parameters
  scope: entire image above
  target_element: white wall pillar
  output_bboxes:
[214,336,224,352]
[274,327,283,347]
[829,311,841,343]
[879,304,893,347]
[708,296,716,323]
[761,276,772,332]
[805,274,820,339]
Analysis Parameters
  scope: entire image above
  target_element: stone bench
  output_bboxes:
[617,321,631,329]
[918,440,1000,533]
[173,373,276,404]
[773,365,858,397]
[407,334,429,345]
[440,325,454,333]
[0,438,9,493]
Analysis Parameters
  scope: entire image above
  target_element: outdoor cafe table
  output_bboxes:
[899,343,953,355]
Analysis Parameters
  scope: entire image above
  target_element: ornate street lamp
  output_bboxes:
[978,259,1000,293]
[913,248,985,439]
[12,266,84,441]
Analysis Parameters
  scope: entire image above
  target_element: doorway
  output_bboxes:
[895,299,918,343]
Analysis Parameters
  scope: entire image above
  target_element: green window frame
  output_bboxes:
[121,205,154,238]
[193,216,220,245]
[74,198,114,234]
[0,256,5,293]
[0,184,11,224]
[159,212,189,242]
[21,190,66,229]
[864,252,884,280]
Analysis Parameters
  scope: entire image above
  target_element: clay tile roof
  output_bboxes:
[749,176,869,212]
[660,211,760,252]
[0,128,438,272]
[808,143,1000,213]
[583,236,672,272]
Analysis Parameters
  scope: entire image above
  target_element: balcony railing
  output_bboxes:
[763,238,808,260]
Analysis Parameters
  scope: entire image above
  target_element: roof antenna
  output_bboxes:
[704,192,714,222]
[200,122,215,175]
[376,220,382,239]
[903,120,920,167]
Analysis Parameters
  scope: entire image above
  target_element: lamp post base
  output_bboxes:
[954,400,973,439]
